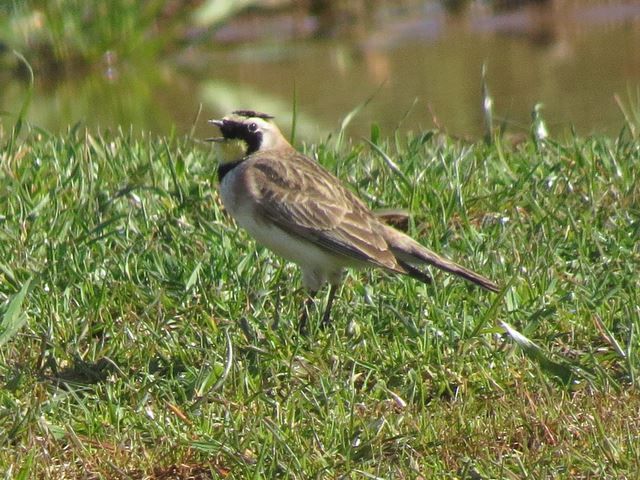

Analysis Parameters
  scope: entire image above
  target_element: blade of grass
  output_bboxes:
[481,63,494,144]
[593,314,626,359]
[290,81,298,145]
[335,81,386,148]
[361,137,409,186]
[501,321,574,385]
[193,329,234,401]
[8,51,34,151]
[0,278,32,347]
[614,87,640,138]
[189,103,203,139]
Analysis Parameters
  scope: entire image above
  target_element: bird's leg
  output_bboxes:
[298,290,317,334]
[321,284,338,327]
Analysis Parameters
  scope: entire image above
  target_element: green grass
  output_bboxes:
[0,120,639,478]
[3,1,168,65]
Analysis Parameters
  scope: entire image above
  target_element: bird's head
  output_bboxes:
[208,110,289,163]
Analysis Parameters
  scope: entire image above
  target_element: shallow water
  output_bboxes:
[3,1,640,142]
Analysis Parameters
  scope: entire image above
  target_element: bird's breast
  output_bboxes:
[219,162,247,218]
[220,167,358,272]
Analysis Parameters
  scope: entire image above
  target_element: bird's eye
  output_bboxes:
[248,122,258,132]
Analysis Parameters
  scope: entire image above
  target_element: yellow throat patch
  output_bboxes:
[214,138,247,164]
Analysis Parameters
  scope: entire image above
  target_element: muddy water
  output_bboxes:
[3,1,640,141]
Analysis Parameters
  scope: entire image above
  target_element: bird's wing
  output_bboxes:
[246,151,404,273]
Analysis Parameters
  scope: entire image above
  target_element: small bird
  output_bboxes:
[209,110,499,330]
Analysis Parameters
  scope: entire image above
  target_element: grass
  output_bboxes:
[3,1,168,65]
[0,118,639,478]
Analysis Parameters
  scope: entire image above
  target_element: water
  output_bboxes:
[2,1,640,142]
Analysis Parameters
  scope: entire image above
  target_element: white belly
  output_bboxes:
[220,167,355,290]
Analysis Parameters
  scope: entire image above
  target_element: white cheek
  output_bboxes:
[259,132,277,150]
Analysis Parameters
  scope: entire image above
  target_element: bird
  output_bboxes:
[208,110,499,330]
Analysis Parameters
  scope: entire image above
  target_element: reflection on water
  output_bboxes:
[2,1,640,141]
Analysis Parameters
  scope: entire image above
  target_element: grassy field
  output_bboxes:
[1,120,639,478]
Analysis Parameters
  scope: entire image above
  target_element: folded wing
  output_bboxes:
[248,151,405,274]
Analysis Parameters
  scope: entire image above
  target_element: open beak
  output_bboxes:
[206,119,226,142]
